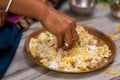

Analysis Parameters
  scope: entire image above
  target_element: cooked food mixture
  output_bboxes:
[29,25,112,72]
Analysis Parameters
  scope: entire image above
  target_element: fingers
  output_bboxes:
[63,31,74,50]
[56,21,78,50]
[57,35,64,48]
[46,8,79,50]
[71,28,79,47]
[57,28,79,50]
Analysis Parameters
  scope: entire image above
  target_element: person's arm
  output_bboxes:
[0,0,48,21]
[0,0,79,49]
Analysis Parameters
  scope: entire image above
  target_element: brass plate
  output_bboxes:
[24,25,116,73]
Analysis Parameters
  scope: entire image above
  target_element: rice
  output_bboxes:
[29,25,112,72]
[49,60,58,69]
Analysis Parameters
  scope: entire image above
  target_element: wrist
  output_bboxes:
[0,0,9,10]
[33,0,50,22]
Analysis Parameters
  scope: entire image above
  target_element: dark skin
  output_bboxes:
[0,0,79,49]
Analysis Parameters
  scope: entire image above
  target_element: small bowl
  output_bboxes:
[110,1,120,19]
[69,0,97,16]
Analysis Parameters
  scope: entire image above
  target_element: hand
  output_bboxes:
[41,7,79,50]
[0,0,79,50]
[0,10,6,27]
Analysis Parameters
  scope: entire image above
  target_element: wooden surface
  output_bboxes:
[2,2,120,80]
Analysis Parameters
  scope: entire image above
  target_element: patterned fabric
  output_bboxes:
[16,17,37,31]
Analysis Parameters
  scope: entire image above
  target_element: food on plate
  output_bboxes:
[29,25,112,72]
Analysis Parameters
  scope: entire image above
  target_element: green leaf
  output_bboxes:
[100,0,120,3]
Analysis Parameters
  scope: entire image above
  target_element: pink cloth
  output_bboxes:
[6,13,22,23]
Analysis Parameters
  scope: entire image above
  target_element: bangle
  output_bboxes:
[5,0,13,12]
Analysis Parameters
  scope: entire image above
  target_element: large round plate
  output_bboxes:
[24,25,116,73]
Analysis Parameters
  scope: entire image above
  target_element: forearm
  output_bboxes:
[0,0,79,49]
[0,0,49,21]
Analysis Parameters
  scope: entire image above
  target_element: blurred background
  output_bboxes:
[44,0,120,20]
